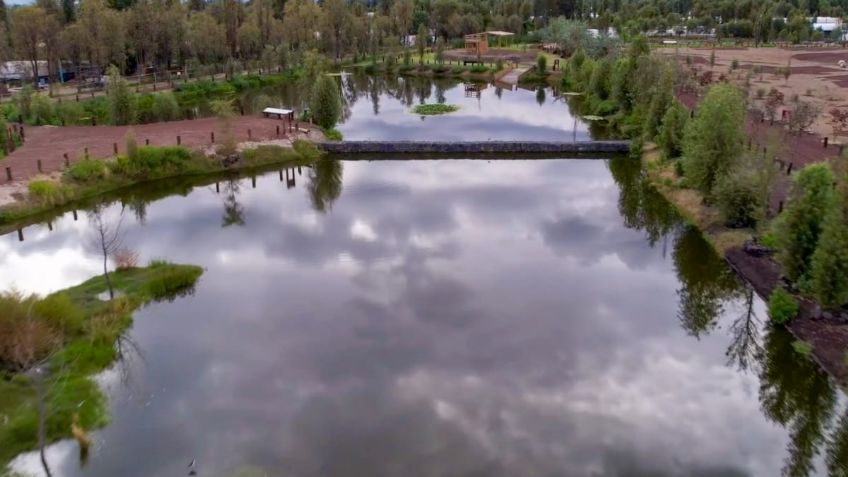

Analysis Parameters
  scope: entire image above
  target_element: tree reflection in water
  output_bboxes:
[221,179,246,227]
[608,154,848,477]
[308,158,344,213]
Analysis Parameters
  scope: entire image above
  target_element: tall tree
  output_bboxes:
[682,83,745,199]
[11,6,49,87]
[777,163,836,284]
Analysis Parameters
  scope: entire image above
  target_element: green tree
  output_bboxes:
[777,163,836,284]
[311,74,341,130]
[416,23,427,63]
[682,84,745,199]
[657,100,688,160]
[810,157,848,308]
[643,66,673,140]
[106,65,136,125]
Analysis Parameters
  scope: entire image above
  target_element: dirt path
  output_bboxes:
[0,116,317,186]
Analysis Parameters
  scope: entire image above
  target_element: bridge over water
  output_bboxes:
[318,140,631,155]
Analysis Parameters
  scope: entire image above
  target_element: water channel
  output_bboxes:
[1,76,846,477]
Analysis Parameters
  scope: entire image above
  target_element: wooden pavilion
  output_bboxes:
[464,31,515,56]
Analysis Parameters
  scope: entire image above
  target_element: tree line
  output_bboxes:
[0,0,842,89]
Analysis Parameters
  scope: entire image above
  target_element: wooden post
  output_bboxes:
[251,176,256,188]
[778,201,784,213]
[5,167,11,181]
[145,138,150,145]
[91,117,96,126]
[113,143,118,154]
[279,170,283,181]
[17,228,23,242]
[72,210,78,221]
[248,129,252,140]
[20,126,24,142]
[824,137,829,148]
[37,159,42,173]
[211,131,215,143]
[215,182,219,193]
[787,162,793,174]
[276,125,280,137]
[84,147,88,157]
[64,153,69,167]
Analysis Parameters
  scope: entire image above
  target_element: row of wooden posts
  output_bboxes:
[3,121,299,182]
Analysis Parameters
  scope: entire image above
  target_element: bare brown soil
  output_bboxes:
[0,116,318,185]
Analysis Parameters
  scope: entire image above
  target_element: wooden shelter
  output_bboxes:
[465,33,489,56]
[464,31,516,56]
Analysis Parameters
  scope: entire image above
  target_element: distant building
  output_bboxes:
[0,61,49,83]
[811,16,843,32]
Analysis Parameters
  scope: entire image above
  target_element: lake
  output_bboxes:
[1,77,846,477]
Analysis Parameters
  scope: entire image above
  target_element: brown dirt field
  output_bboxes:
[0,116,318,185]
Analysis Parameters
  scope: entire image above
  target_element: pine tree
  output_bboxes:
[311,75,341,130]
[777,163,836,285]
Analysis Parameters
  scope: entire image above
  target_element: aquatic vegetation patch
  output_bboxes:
[0,262,203,468]
[412,103,460,115]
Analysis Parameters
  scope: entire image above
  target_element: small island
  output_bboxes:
[0,261,203,467]
[412,104,460,115]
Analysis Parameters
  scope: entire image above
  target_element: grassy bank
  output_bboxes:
[0,262,203,468]
[641,143,751,254]
[0,140,323,227]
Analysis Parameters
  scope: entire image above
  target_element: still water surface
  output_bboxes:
[2,156,846,476]
[212,73,600,141]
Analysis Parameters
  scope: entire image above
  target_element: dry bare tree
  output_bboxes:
[87,207,125,300]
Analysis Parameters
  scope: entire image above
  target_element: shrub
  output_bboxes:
[537,54,548,74]
[323,128,343,141]
[792,340,813,357]
[290,139,320,161]
[451,65,465,75]
[67,159,107,182]
[715,171,763,228]
[657,100,688,160]
[768,287,800,325]
[28,180,69,206]
[788,100,821,135]
[31,95,55,125]
[56,101,87,125]
[496,59,504,71]
[110,146,193,179]
[152,92,181,122]
[469,64,488,74]
[589,57,612,100]
[777,163,836,283]
[34,292,85,336]
[310,75,341,130]
[682,84,745,199]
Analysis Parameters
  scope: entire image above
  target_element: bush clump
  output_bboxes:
[714,171,763,228]
[66,159,107,183]
[412,103,460,115]
[143,264,203,300]
[111,146,193,179]
[28,180,70,206]
[768,287,800,325]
